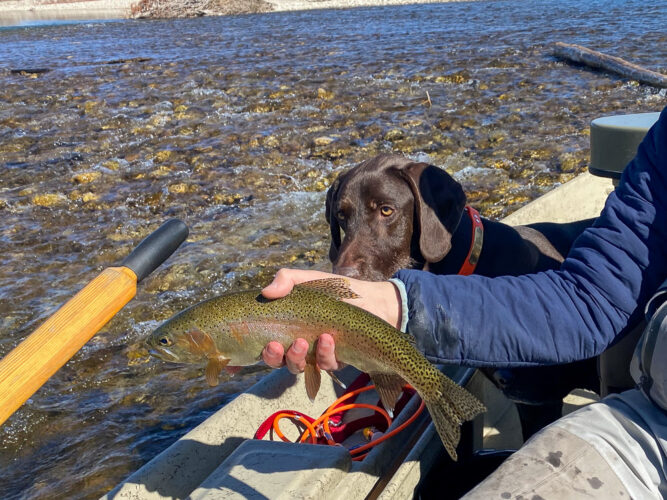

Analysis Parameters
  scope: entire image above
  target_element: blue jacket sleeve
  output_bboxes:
[395,106,667,368]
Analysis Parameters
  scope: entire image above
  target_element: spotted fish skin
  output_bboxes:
[147,278,485,460]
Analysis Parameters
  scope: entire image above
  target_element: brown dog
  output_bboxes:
[326,153,592,281]
[325,153,599,439]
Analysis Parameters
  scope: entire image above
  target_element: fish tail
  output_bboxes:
[422,371,486,461]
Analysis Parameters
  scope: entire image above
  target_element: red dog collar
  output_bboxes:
[458,206,484,276]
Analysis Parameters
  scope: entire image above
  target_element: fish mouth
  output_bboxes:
[148,346,180,362]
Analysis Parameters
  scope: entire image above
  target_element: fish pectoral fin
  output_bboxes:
[225,365,243,377]
[304,362,321,402]
[326,370,347,389]
[370,373,406,416]
[295,278,360,300]
[205,356,230,387]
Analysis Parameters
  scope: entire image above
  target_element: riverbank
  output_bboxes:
[0,0,473,24]
[0,0,133,25]
[268,0,471,13]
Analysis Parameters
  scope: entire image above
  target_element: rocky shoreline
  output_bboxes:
[0,0,472,23]
[129,0,272,19]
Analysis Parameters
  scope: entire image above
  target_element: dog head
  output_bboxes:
[325,154,466,280]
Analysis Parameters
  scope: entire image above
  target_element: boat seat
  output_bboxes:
[588,113,658,398]
[187,440,351,499]
[597,320,644,397]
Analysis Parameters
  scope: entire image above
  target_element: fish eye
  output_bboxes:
[380,206,394,216]
[159,336,173,347]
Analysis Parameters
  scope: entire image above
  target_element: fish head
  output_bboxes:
[147,321,234,387]
[147,317,225,366]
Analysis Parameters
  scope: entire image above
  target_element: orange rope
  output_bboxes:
[267,384,425,461]
[347,398,425,460]
[319,402,392,443]
[272,412,318,444]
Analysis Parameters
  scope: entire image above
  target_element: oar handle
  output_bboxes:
[122,218,189,283]
[0,219,189,427]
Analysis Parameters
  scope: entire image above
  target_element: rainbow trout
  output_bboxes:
[147,278,485,460]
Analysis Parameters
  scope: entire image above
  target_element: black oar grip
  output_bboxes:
[121,219,189,283]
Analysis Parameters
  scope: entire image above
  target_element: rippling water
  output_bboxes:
[0,0,665,497]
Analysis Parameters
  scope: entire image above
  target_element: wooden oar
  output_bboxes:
[0,219,189,426]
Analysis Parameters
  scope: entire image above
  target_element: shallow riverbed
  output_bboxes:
[0,0,665,497]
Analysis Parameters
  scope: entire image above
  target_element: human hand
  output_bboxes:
[260,269,402,374]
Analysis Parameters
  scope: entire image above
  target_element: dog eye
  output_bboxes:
[336,210,345,221]
[380,206,394,217]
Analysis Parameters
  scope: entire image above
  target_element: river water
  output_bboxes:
[0,0,665,497]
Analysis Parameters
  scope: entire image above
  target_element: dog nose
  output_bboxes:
[332,265,361,279]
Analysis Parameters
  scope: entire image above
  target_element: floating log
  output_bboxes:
[552,42,667,88]
[104,57,151,65]
[10,68,50,76]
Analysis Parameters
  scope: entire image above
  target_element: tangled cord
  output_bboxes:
[259,382,425,461]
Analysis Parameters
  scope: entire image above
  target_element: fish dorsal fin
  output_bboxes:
[295,278,360,300]
[205,356,230,387]
[370,372,406,416]
[304,361,321,401]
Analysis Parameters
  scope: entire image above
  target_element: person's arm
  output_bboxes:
[396,106,667,368]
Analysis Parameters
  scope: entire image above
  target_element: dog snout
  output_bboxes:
[332,265,362,279]
[333,262,390,282]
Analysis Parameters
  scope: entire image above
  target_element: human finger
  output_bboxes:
[284,337,309,374]
[261,341,286,368]
[316,333,342,371]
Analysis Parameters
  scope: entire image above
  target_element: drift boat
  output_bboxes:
[102,111,659,499]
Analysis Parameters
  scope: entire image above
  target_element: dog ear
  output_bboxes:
[325,176,343,261]
[398,162,466,263]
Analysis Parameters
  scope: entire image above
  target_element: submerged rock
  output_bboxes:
[72,172,102,184]
[31,193,68,207]
[384,128,404,141]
